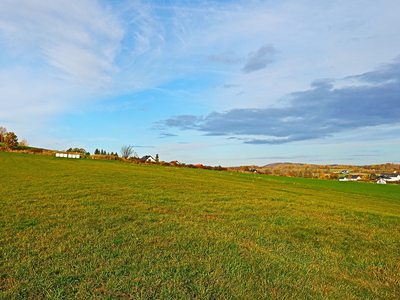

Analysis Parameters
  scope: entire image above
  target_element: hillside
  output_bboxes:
[0,152,399,299]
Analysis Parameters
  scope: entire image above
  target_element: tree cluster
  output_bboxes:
[67,148,90,156]
[94,149,118,156]
[0,126,22,148]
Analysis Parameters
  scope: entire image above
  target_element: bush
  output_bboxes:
[0,142,5,147]
[13,145,31,150]
[90,154,126,162]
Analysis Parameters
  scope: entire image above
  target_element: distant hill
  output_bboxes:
[262,162,304,168]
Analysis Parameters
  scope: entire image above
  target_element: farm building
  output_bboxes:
[141,155,156,162]
[379,173,400,181]
[350,175,362,181]
[376,178,387,184]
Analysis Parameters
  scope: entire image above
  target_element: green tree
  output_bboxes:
[67,148,87,155]
[95,149,100,155]
[4,132,18,148]
[155,154,159,162]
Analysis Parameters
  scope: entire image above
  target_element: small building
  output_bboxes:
[380,173,400,182]
[339,176,349,181]
[377,178,387,184]
[141,155,156,163]
[350,175,362,181]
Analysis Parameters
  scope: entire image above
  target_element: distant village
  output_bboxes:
[234,163,400,185]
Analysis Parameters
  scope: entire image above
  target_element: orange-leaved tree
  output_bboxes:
[4,132,18,148]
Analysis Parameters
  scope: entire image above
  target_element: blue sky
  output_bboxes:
[1,0,400,166]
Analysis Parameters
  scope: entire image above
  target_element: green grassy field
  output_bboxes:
[1,152,399,299]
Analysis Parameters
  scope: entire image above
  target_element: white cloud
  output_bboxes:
[0,0,124,138]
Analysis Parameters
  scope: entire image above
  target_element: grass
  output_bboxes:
[0,152,399,299]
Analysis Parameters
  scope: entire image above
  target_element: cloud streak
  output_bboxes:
[206,51,241,64]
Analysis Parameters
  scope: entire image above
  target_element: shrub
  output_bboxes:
[19,139,29,146]
[13,145,31,150]
[90,154,126,162]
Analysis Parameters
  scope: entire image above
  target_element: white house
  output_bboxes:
[141,155,156,162]
[377,178,387,184]
[339,176,349,181]
[380,173,400,182]
[350,175,362,181]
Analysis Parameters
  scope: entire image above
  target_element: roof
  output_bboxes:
[141,155,153,160]
[380,173,400,177]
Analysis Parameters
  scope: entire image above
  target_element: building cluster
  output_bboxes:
[339,172,399,184]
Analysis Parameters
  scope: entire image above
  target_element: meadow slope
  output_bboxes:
[0,152,399,299]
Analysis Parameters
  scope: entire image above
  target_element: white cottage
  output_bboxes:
[377,178,387,184]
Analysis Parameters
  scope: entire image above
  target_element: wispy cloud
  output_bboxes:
[206,51,241,64]
[159,133,178,138]
[222,84,241,89]
[0,0,123,85]
[0,0,124,134]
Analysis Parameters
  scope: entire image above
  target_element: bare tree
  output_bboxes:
[0,126,7,144]
[120,145,134,158]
